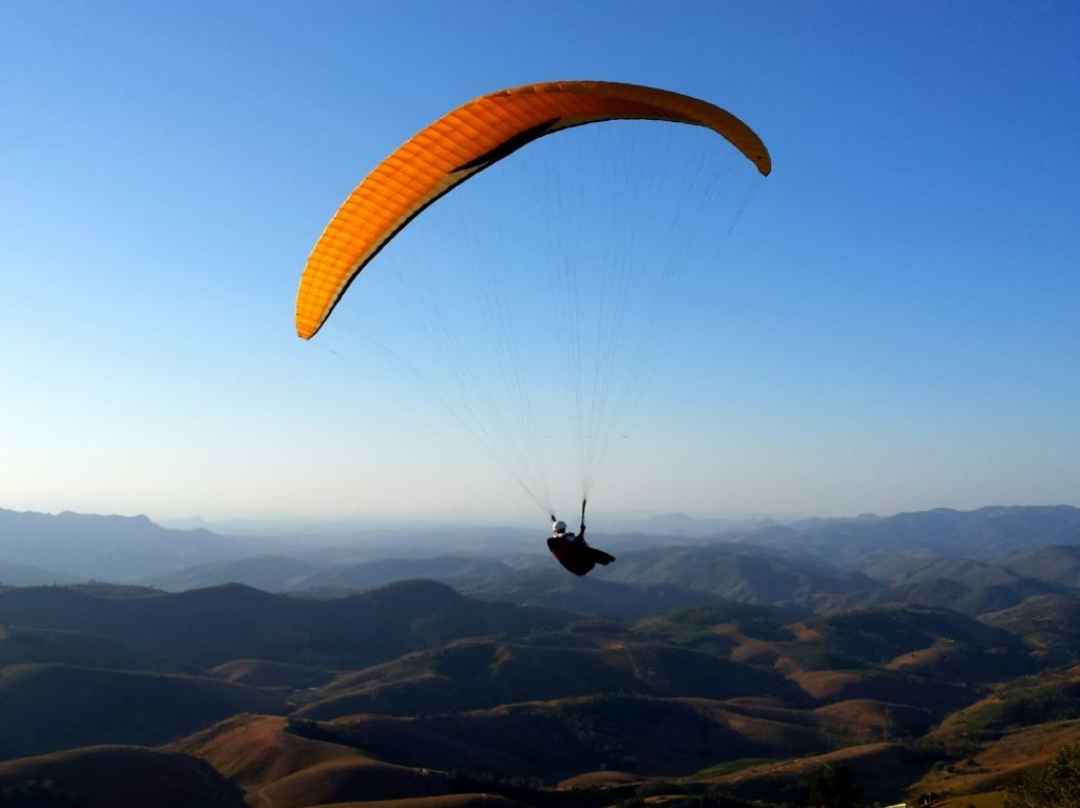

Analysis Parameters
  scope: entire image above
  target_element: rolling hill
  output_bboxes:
[308,694,837,781]
[796,606,1035,680]
[0,745,247,808]
[6,504,1080,806]
[693,741,934,805]
[930,664,1080,750]
[981,593,1080,664]
[1005,544,1080,588]
[145,554,325,593]
[304,556,517,593]
[0,624,138,669]
[463,571,742,621]
[631,603,1031,688]
[862,562,1065,616]
[170,714,360,786]
[209,658,339,691]
[0,664,284,760]
[0,579,571,670]
[916,718,1080,800]
[592,543,875,608]
[172,715,536,808]
[292,634,804,720]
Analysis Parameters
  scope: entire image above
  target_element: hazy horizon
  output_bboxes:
[4,3,1078,526]
[5,500,1080,543]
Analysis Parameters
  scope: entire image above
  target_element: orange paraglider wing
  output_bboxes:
[295,80,771,340]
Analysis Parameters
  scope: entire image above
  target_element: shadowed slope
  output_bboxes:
[596,544,873,608]
[0,580,570,669]
[295,636,803,720]
[145,555,324,593]
[310,694,835,781]
[1006,545,1080,588]
[256,757,457,808]
[788,667,972,715]
[464,571,732,621]
[798,606,1032,673]
[313,798,528,808]
[0,624,137,669]
[695,742,933,804]
[209,659,338,690]
[0,664,284,760]
[982,593,1080,664]
[813,699,935,744]
[930,664,1080,749]
[0,745,246,808]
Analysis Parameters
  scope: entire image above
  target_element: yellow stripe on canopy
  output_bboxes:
[296,80,772,340]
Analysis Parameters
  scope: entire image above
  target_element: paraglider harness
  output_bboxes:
[547,499,615,576]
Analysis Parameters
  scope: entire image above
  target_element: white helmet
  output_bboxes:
[553,520,567,535]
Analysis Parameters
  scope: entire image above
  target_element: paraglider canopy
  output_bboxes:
[294,80,772,522]
[295,80,771,342]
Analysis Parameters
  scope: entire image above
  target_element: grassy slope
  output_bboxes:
[930,664,1080,750]
[915,719,1080,798]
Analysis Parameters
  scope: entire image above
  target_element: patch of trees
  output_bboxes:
[1006,743,1080,807]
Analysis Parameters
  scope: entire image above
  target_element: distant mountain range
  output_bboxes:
[5,504,1080,621]
[0,508,252,581]
[738,505,1080,563]
[8,501,1080,578]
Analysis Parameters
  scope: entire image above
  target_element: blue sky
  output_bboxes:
[2,2,1078,529]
